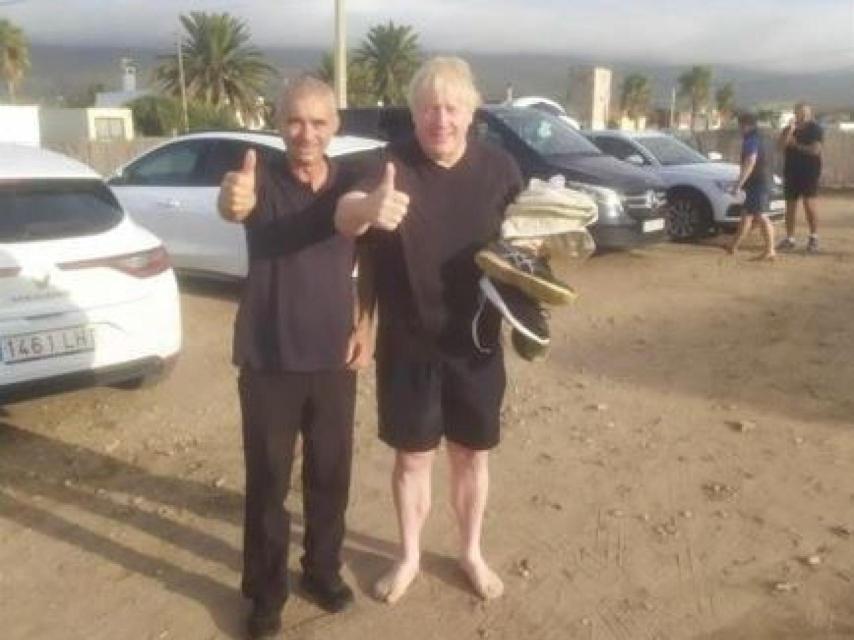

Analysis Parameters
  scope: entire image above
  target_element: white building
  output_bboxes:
[40,107,135,144]
[0,105,40,146]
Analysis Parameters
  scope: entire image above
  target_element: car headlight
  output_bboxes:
[568,182,623,207]
[715,180,738,193]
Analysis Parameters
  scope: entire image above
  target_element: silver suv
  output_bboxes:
[586,130,784,241]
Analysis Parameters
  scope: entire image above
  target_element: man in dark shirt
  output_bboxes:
[218,76,373,639]
[778,102,824,253]
[335,57,523,605]
[727,112,776,259]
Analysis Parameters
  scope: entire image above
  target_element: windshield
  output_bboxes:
[0,179,124,242]
[637,136,708,166]
[492,108,601,156]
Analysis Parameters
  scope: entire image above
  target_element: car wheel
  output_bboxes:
[667,193,713,242]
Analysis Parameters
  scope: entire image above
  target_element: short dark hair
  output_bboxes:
[737,111,758,127]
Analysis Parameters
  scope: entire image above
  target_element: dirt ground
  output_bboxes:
[2,195,854,640]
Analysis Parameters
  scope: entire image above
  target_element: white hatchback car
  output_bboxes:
[0,144,181,402]
[109,131,384,279]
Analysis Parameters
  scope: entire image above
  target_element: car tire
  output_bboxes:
[667,193,714,242]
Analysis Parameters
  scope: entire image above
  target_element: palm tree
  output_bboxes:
[677,65,712,130]
[715,82,736,126]
[0,19,30,103]
[154,12,274,123]
[355,21,421,106]
[620,73,651,130]
[317,51,376,107]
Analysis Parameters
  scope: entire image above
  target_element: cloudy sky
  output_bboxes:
[3,0,854,71]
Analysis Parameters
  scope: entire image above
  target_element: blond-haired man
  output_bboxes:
[219,75,373,638]
[336,57,523,603]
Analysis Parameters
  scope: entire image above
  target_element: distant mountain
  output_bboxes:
[15,44,854,113]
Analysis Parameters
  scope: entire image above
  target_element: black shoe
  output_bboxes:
[479,276,550,360]
[300,573,354,613]
[475,241,576,306]
[511,328,549,361]
[247,603,282,639]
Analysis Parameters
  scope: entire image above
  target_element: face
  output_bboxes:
[412,84,475,165]
[279,91,339,167]
[795,104,811,125]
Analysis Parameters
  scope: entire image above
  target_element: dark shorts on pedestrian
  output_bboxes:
[784,174,820,200]
[743,187,769,215]
[376,349,506,452]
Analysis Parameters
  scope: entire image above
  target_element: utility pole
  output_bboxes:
[669,86,676,129]
[176,33,190,133]
[334,0,347,109]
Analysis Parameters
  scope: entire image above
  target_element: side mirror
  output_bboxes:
[707,151,723,161]
[625,154,646,166]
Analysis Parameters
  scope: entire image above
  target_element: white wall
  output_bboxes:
[0,105,41,146]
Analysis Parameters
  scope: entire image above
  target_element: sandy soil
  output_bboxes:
[2,195,854,640]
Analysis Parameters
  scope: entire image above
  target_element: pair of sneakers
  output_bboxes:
[778,236,820,253]
[473,241,575,361]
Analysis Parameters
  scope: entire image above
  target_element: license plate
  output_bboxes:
[1,326,95,364]
[770,199,785,211]
[643,218,665,233]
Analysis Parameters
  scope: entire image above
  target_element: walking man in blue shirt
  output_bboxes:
[727,112,776,260]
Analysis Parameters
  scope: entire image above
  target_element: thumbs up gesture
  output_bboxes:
[218,148,258,222]
[365,162,410,231]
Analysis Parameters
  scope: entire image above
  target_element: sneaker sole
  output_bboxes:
[479,277,550,346]
[475,250,577,306]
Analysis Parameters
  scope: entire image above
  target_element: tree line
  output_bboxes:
[2,13,737,134]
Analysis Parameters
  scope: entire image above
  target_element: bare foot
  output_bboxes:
[752,252,777,262]
[459,557,504,600]
[373,560,420,604]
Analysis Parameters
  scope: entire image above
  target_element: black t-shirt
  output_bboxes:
[233,155,360,372]
[784,121,823,179]
[363,137,523,359]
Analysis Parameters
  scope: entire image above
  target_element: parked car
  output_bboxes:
[0,144,181,403]
[509,96,581,130]
[108,131,384,279]
[586,130,785,241]
[339,106,669,250]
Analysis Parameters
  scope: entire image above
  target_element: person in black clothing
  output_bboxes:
[335,57,523,605]
[217,76,374,639]
[728,112,776,259]
[777,102,824,253]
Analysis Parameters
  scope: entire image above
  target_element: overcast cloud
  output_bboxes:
[3,0,854,71]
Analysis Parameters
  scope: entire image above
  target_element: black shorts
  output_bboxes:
[376,348,506,452]
[743,187,769,215]
[784,173,820,200]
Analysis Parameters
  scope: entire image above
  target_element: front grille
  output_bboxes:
[623,190,667,220]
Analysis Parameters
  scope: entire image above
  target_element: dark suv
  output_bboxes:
[339,105,668,249]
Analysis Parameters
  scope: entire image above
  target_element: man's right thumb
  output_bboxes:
[381,162,395,189]
[242,148,257,175]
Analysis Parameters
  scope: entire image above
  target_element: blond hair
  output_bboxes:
[407,56,482,111]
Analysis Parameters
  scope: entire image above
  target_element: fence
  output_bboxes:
[43,138,168,177]
[49,129,854,189]
[693,129,854,189]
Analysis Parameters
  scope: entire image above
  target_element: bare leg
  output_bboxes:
[727,215,752,255]
[784,198,798,238]
[447,441,503,600]
[804,197,819,236]
[756,214,777,260]
[374,449,434,603]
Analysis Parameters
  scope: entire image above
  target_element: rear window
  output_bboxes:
[0,179,124,242]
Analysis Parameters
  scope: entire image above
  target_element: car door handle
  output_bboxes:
[156,199,182,209]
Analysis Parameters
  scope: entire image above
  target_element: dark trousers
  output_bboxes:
[238,367,356,610]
